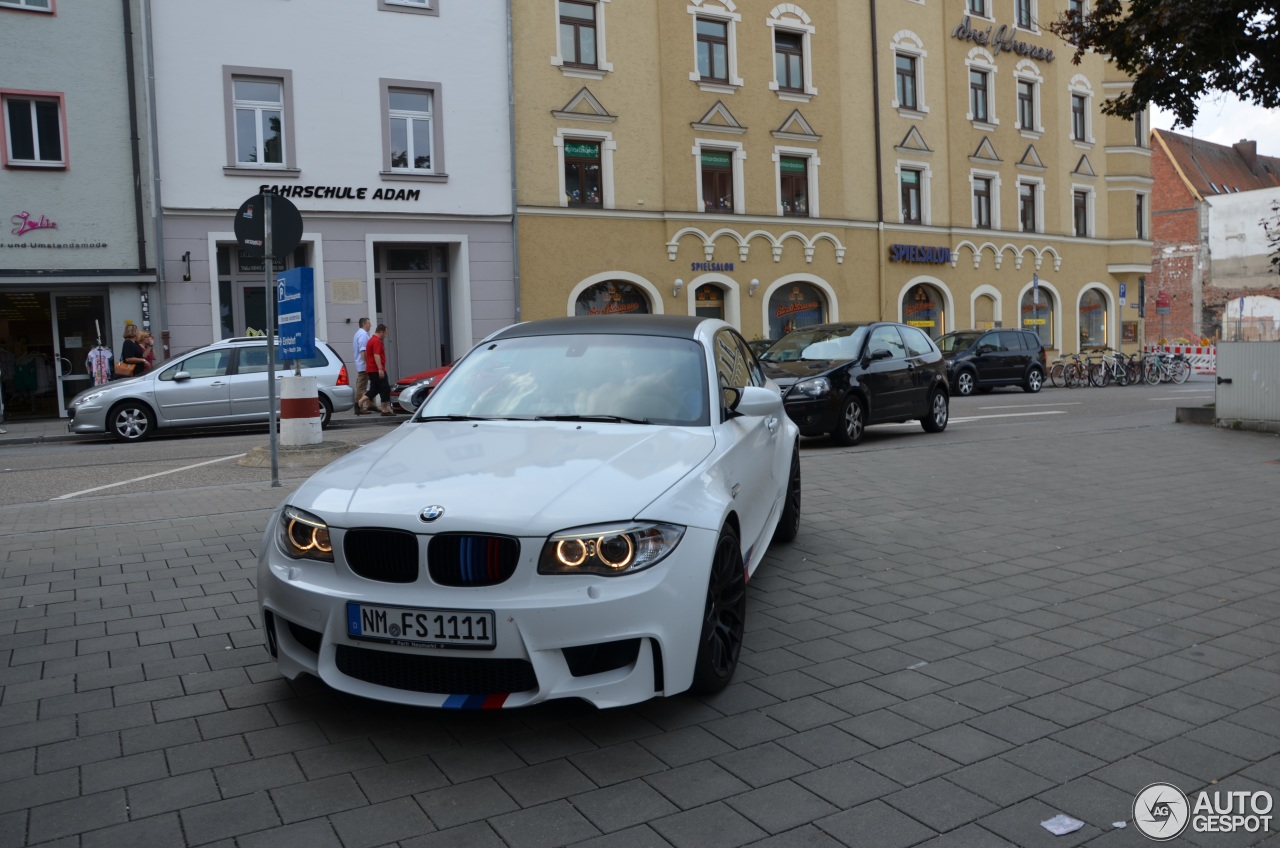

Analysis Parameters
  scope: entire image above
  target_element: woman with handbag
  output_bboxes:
[117,324,147,378]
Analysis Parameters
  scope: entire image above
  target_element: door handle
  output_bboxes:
[766,416,778,433]
[211,381,226,387]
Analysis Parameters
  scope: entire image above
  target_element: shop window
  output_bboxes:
[1020,288,1054,346]
[575,281,651,316]
[902,283,946,339]
[974,293,995,329]
[2,92,64,168]
[564,140,602,207]
[768,283,827,338]
[694,284,724,319]
[1079,289,1106,349]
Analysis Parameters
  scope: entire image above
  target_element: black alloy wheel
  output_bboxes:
[832,394,866,446]
[690,524,746,694]
[773,449,801,543]
[954,369,976,396]
[921,389,949,433]
[109,401,154,442]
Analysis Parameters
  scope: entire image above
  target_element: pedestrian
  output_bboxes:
[362,324,394,416]
[138,330,155,371]
[119,324,148,378]
[352,317,370,415]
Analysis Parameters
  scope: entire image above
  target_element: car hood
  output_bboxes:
[288,420,716,535]
[762,359,845,388]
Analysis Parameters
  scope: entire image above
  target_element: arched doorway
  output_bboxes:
[694,283,725,320]
[1079,288,1107,349]
[974,293,996,330]
[768,282,827,338]
[1020,288,1055,348]
[574,281,653,316]
[902,282,947,339]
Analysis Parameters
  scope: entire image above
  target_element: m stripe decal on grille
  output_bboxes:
[443,693,510,709]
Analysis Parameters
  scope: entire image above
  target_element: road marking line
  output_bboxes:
[949,411,1068,423]
[1148,396,1213,401]
[52,454,246,501]
[979,403,1082,410]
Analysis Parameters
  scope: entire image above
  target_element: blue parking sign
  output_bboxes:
[276,267,316,359]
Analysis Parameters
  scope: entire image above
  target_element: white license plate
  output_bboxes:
[346,602,495,649]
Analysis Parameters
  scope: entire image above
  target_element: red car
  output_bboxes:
[389,364,452,413]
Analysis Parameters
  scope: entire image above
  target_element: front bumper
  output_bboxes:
[66,404,109,434]
[257,514,717,709]
[782,396,835,437]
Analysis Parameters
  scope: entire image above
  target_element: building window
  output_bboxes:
[774,30,804,92]
[974,176,993,229]
[1017,79,1035,130]
[387,89,433,172]
[378,0,438,15]
[967,0,986,15]
[768,283,827,338]
[902,283,947,340]
[1068,0,1085,17]
[896,55,918,111]
[1073,189,1089,237]
[701,149,734,212]
[779,157,808,217]
[576,281,651,316]
[1134,109,1146,146]
[564,140,602,207]
[970,69,989,123]
[380,79,444,179]
[559,1,597,68]
[1021,288,1054,346]
[901,169,922,224]
[233,79,284,166]
[0,0,52,11]
[223,67,296,172]
[1015,0,1034,28]
[694,284,725,320]
[696,18,730,83]
[2,93,64,167]
[1019,181,1037,232]
[1079,289,1106,348]
[1136,193,1147,239]
[1071,93,1087,141]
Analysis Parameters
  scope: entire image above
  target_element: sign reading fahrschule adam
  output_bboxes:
[952,15,1055,61]
[258,185,423,201]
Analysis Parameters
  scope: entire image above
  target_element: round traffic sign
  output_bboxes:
[234,193,304,258]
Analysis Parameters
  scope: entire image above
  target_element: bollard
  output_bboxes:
[279,375,322,446]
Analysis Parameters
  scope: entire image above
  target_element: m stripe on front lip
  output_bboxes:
[442,693,509,709]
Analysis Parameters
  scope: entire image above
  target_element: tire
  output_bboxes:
[954,369,976,397]
[318,395,333,430]
[831,394,866,446]
[689,524,746,695]
[1146,361,1162,385]
[1023,367,1044,394]
[772,449,801,544]
[1173,360,1192,384]
[108,401,155,443]
[921,389,949,433]
[1049,362,1066,388]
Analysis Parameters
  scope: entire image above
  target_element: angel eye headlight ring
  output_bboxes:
[279,506,334,562]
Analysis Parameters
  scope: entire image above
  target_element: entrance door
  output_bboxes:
[52,293,109,416]
[389,280,442,380]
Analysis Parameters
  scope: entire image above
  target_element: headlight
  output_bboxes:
[789,377,831,399]
[278,505,334,562]
[538,522,685,576]
[74,391,107,406]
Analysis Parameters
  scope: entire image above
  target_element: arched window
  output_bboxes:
[1020,288,1055,347]
[575,281,652,316]
[694,283,725,319]
[768,282,827,337]
[902,283,947,339]
[1079,289,1106,348]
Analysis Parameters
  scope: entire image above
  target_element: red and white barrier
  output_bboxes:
[280,375,322,445]
[1144,344,1217,375]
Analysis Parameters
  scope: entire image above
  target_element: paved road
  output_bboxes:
[2,379,1277,848]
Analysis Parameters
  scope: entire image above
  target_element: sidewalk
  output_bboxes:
[0,411,402,447]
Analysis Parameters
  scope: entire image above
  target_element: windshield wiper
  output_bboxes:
[416,414,494,422]
[536,414,651,425]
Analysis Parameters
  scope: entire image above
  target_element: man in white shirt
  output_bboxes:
[352,318,371,415]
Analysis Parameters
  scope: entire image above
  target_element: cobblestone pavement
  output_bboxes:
[2,414,1278,848]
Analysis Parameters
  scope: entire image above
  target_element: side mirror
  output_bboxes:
[174,371,191,382]
[725,385,782,418]
[867,348,893,362]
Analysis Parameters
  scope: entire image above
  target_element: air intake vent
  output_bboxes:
[335,645,537,695]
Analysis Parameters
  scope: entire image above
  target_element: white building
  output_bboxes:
[148,0,514,378]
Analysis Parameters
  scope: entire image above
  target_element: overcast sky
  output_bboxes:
[1152,92,1280,155]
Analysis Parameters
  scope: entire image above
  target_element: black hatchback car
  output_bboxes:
[759,322,950,446]
[935,328,1048,396]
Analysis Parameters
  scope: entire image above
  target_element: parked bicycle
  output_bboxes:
[1145,350,1191,384]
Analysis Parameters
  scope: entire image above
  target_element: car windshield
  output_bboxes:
[419,333,709,426]
[935,332,983,353]
[759,326,867,363]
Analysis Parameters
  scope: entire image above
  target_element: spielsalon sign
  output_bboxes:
[951,15,1056,61]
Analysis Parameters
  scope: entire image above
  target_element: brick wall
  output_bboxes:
[1149,141,1203,338]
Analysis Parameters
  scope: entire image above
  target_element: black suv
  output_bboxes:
[935,329,1048,396]
[759,322,950,446]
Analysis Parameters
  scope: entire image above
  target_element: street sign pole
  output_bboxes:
[264,194,280,488]
[1032,273,1039,344]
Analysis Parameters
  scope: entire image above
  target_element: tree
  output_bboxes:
[1264,200,1280,274]
[1049,1,1280,128]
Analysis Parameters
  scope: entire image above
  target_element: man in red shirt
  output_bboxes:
[362,324,393,415]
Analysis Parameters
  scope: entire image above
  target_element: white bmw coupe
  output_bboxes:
[257,315,801,709]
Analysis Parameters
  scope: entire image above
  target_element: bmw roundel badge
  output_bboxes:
[419,505,445,522]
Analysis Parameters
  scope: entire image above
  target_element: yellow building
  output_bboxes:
[513,0,1151,355]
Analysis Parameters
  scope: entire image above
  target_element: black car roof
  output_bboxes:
[489,315,713,341]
